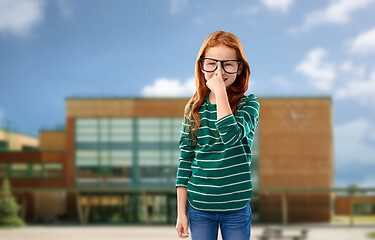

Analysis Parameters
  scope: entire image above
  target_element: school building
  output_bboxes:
[1,95,367,224]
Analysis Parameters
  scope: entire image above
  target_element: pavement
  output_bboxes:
[0,225,375,240]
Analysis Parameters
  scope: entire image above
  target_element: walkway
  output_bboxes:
[0,225,374,240]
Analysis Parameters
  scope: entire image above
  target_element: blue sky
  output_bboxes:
[0,0,375,188]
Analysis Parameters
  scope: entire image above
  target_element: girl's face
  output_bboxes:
[202,44,242,88]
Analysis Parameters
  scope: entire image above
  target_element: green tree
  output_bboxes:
[0,178,25,227]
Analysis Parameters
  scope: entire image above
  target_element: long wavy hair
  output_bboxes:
[184,31,251,143]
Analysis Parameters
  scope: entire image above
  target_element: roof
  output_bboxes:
[65,94,332,100]
[0,129,39,139]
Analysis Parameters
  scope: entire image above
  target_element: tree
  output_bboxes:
[0,178,25,227]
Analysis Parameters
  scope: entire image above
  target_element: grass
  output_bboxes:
[367,232,375,238]
[332,215,375,224]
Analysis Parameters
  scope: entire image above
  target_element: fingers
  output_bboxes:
[206,79,212,91]
[176,224,182,238]
[216,63,223,80]
[176,223,189,238]
[183,223,189,238]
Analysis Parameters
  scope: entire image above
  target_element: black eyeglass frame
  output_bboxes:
[200,57,243,74]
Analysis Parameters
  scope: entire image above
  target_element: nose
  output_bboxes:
[216,62,225,75]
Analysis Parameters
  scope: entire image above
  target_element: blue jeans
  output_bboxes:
[188,201,251,240]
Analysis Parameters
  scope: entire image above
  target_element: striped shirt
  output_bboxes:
[175,92,260,212]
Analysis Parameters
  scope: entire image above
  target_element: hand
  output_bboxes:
[206,68,226,95]
[176,214,190,238]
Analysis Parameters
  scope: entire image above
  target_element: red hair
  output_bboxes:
[184,31,251,143]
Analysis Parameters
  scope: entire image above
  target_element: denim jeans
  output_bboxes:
[188,201,251,240]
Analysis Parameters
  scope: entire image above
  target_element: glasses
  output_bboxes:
[200,57,242,74]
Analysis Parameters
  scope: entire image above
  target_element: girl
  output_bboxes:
[175,31,260,240]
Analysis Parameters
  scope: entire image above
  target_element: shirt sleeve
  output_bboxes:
[175,117,196,188]
[215,94,260,147]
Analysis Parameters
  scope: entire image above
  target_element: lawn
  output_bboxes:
[332,215,375,224]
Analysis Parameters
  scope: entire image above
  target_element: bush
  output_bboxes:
[0,178,26,227]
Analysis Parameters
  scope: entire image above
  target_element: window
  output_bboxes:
[74,117,183,189]
[0,140,8,151]
[11,164,29,178]
[22,145,38,151]
[0,164,7,177]
[32,164,43,177]
[44,163,62,178]
[354,203,373,215]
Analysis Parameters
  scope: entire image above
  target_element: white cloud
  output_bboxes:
[170,0,188,15]
[335,70,375,105]
[292,0,374,32]
[348,27,375,54]
[0,0,46,36]
[340,61,354,72]
[339,61,365,78]
[295,48,336,91]
[141,77,195,97]
[334,118,375,166]
[261,0,294,13]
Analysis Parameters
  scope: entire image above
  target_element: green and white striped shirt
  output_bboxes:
[176,92,260,212]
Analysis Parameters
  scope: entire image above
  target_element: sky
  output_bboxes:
[0,0,375,188]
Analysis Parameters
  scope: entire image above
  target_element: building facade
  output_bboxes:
[0,96,334,224]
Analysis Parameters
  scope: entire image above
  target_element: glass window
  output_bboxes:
[0,164,7,177]
[76,134,98,142]
[32,164,43,177]
[0,140,8,151]
[11,164,29,178]
[110,127,132,135]
[22,145,38,151]
[99,165,112,175]
[76,150,98,158]
[99,134,110,142]
[111,118,132,127]
[160,166,176,177]
[139,150,161,166]
[111,150,132,159]
[138,118,160,127]
[75,117,184,189]
[98,150,110,166]
[76,127,98,135]
[111,151,133,166]
[110,166,131,178]
[76,158,98,166]
[107,177,130,188]
[45,163,62,178]
[110,135,132,142]
[77,178,100,188]
[139,133,161,142]
[99,118,109,127]
[140,166,161,178]
[77,166,100,178]
[76,119,98,127]
[354,203,371,215]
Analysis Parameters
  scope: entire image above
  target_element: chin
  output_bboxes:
[225,82,234,88]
